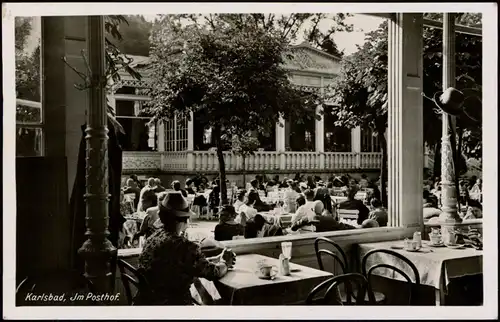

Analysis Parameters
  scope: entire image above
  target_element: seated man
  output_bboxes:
[244,214,283,239]
[291,189,316,226]
[368,198,388,227]
[172,180,188,198]
[291,213,356,233]
[154,178,166,193]
[423,189,441,220]
[463,199,482,220]
[185,178,196,195]
[359,174,370,189]
[338,186,370,225]
[247,179,275,212]
[214,206,245,241]
[136,192,168,240]
[361,218,380,228]
[123,178,141,210]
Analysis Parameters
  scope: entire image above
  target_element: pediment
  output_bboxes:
[283,43,341,76]
[118,42,341,83]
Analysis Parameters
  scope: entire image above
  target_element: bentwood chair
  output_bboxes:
[314,237,386,304]
[361,249,421,305]
[116,259,151,305]
[306,273,373,305]
[314,237,348,273]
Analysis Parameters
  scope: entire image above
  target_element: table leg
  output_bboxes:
[435,288,446,306]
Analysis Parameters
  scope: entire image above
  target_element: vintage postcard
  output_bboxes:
[2,2,497,320]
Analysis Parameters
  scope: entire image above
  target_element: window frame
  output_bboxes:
[15,16,44,157]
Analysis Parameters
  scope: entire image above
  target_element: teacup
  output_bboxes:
[257,265,278,278]
[404,239,420,251]
[429,234,443,245]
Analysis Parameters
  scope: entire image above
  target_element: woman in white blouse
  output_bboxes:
[236,193,258,223]
[284,180,300,213]
[232,190,246,214]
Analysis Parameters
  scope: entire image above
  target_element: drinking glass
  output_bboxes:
[281,241,292,259]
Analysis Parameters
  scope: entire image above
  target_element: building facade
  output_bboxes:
[109,43,384,184]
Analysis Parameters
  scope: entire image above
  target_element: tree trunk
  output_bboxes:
[377,131,388,207]
[242,156,246,187]
[213,126,228,206]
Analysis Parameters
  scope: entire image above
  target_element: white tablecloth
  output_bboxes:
[358,240,483,293]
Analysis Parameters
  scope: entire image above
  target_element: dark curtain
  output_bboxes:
[69,121,125,271]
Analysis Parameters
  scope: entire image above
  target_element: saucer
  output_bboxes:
[446,244,465,249]
[428,242,445,247]
[404,248,421,252]
[257,275,276,280]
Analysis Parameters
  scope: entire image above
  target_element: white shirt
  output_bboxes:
[233,200,245,213]
[292,201,316,226]
[237,204,258,222]
[284,188,300,213]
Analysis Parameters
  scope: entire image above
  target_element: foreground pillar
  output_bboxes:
[439,13,463,243]
[387,13,424,230]
[78,16,117,294]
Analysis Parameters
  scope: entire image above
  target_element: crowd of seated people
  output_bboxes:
[121,172,437,248]
[423,175,483,223]
[207,174,388,241]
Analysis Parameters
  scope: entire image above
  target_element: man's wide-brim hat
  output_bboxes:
[462,95,482,125]
[433,87,465,116]
[160,191,194,218]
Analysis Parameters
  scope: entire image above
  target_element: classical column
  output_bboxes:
[316,80,325,169]
[157,121,165,152]
[78,16,117,294]
[439,14,462,239]
[387,13,424,230]
[187,111,195,170]
[351,127,362,168]
[276,114,286,170]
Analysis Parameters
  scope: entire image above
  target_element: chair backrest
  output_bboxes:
[306,273,371,305]
[361,248,421,304]
[338,209,359,220]
[117,259,150,305]
[314,237,348,274]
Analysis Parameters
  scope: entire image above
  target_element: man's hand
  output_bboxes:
[220,248,236,268]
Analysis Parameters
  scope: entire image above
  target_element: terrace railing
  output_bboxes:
[122,151,382,173]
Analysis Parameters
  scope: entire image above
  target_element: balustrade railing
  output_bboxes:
[284,152,320,171]
[359,152,383,169]
[123,151,382,172]
[324,152,359,169]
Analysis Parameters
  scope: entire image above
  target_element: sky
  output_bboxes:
[143,14,384,56]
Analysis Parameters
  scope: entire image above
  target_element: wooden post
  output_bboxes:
[439,13,462,245]
[78,16,117,294]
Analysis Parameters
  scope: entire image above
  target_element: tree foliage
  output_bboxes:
[145,14,323,204]
[325,13,482,203]
[114,15,153,56]
[183,13,354,57]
